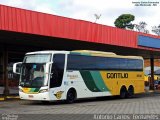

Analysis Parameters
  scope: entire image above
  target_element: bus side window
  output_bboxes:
[50,54,65,88]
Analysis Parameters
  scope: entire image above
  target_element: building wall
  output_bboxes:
[144,59,160,67]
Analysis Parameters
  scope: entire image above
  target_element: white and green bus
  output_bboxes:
[13,50,144,103]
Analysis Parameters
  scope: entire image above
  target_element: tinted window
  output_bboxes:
[50,54,65,88]
[67,54,143,71]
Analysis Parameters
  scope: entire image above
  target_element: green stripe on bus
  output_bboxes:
[80,71,101,92]
[90,71,109,91]
[30,88,35,92]
[34,88,40,92]
[30,88,40,92]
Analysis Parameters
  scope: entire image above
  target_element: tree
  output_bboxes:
[114,14,135,29]
[134,21,149,34]
[152,25,160,36]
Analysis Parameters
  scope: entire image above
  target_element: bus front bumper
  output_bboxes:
[19,92,50,101]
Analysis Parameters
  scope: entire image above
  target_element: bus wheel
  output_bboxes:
[66,89,76,104]
[120,86,127,99]
[127,86,134,98]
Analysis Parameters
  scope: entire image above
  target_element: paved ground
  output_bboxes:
[1,93,160,120]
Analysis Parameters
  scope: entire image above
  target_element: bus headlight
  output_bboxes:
[19,88,24,92]
[39,89,48,93]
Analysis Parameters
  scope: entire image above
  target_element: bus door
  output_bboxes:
[49,54,66,100]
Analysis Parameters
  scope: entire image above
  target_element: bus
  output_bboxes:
[13,50,144,103]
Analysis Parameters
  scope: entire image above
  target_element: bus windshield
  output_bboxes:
[19,54,51,88]
[20,63,46,88]
[23,54,51,63]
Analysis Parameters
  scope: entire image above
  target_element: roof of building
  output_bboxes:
[0,5,160,52]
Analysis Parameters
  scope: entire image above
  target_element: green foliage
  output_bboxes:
[114,14,135,29]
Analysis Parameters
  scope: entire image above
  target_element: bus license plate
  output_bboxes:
[28,95,33,98]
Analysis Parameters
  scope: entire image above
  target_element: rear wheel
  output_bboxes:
[127,86,134,98]
[66,89,76,104]
[120,87,127,99]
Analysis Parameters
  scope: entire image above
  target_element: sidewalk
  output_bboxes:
[0,87,19,101]
[0,95,20,101]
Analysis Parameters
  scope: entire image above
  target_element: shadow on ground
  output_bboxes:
[19,92,160,106]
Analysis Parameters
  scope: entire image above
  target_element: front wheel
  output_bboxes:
[66,89,76,104]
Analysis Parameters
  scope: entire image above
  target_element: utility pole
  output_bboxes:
[150,57,154,90]
[3,45,9,99]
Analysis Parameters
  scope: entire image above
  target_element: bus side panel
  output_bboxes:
[134,80,145,94]
[65,71,112,99]
[100,71,144,96]
[64,70,144,99]
[65,71,94,98]
[79,70,112,97]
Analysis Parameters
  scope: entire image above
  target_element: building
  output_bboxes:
[0,5,160,95]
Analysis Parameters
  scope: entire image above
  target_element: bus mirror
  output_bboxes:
[13,62,22,74]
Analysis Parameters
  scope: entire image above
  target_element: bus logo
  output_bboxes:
[54,91,64,99]
[107,73,128,79]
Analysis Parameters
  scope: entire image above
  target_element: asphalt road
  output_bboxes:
[1,92,160,120]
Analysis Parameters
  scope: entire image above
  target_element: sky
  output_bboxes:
[0,0,160,34]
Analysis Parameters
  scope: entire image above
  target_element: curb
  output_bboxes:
[0,97,5,101]
[0,96,19,101]
[6,96,20,99]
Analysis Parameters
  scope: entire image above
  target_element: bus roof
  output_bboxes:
[25,50,70,55]
[25,50,143,60]
[72,50,116,56]
[71,50,143,59]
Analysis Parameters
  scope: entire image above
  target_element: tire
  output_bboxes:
[120,87,127,99]
[127,86,134,98]
[66,89,76,104]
